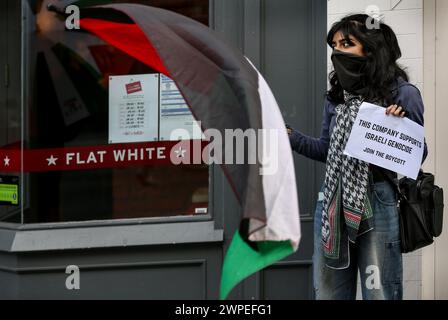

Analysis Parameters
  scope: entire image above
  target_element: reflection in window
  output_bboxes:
[8,0,210,223]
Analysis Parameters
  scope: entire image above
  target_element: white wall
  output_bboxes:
[424,0,448,300]
[422,0,436,300]
[327,0,424,300]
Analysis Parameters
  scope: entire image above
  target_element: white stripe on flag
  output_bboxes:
[246,62,301,251]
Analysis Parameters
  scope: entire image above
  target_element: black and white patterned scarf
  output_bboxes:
[321,91,374,269]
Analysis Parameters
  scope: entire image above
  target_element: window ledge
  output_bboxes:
[0,220,223,253]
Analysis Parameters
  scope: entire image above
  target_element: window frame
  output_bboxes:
[0,0,224,242]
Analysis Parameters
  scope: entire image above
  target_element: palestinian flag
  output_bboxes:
[68,3,301,299]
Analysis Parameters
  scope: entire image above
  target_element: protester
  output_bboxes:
[287,14,427,300]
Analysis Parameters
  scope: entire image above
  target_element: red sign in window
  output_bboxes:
[125,81,143,94]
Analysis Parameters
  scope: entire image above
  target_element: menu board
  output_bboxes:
[109,74,159,144]
[159,75,203,141]
[109,74,203,143]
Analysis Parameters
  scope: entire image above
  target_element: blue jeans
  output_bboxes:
[313,176,403,300]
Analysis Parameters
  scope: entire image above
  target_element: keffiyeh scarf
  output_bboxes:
[321,91,374,269]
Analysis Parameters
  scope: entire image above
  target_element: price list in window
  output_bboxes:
[109,74,159,144]
[159,74,204,141]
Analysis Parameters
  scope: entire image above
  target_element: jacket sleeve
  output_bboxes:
[396,84,429,163]
[288,99,332,163]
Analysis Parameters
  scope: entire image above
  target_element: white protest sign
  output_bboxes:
[344,102,425,180]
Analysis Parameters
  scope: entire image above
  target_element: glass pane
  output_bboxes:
[18,0,210,223]
[0,0,23,224]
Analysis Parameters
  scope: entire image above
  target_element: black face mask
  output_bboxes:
[331,49,368,94]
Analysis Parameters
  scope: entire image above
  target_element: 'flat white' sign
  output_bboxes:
[344,102,425,180]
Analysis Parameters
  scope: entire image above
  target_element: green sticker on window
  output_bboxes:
[0,176,19,206]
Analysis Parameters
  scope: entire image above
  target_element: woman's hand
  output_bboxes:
[285,124,293,136]
[385,104,406,118]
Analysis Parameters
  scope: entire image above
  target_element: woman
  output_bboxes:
[287,14,427,300]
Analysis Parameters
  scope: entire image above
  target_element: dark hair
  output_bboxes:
[327,14,408,105]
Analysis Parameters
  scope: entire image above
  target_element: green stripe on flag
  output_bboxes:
[220,230,294,300]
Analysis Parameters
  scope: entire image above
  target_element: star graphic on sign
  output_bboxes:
[174,146,187,158]
[4,156,10,167]
[46,155,58,166]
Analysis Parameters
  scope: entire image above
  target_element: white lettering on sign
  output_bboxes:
[344,102,425,180]
[66,151,107,165]
[112,147,166,162]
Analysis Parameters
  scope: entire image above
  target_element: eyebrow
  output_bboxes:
[331,37,355,46]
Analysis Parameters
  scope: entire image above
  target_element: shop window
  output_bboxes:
[0,0,210,223]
